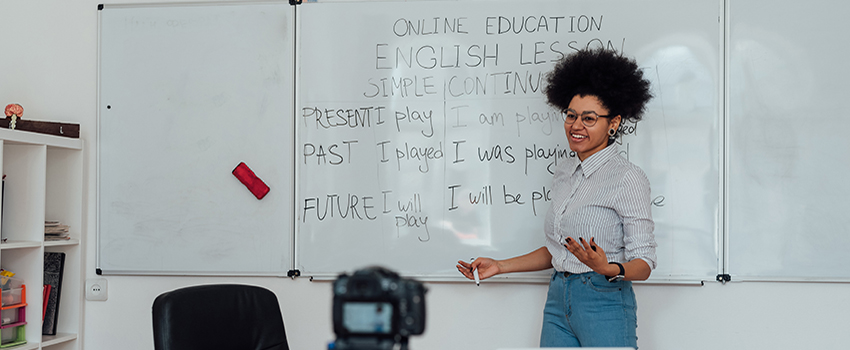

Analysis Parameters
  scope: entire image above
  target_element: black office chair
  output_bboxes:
[152,284,290,350]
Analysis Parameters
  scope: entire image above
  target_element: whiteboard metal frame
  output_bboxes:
[95,5,104,275]
[291,0,726,284]
[93,0,850,283]
[96,1,296,276]
[290,1,301,277]
[720,0,730,282]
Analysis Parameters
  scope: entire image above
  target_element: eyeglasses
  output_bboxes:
[563,110,612,128]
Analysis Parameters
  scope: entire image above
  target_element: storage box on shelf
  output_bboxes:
[0,306,23,326]
[0,278,23,307]
[0,325,25,349]
[0,282,27,348]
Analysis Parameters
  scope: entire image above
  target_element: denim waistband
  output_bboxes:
[554,270,594,279]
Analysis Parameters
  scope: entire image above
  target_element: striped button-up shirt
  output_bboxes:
[544,144,657,273]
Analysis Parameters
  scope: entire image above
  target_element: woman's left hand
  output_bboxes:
[564,237,615,276]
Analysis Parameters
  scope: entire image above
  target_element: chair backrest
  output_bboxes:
[152,284,289,350]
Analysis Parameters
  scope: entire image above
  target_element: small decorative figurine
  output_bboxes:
[4,104,23,130]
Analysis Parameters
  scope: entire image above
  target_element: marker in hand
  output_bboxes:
[470,258,480,286]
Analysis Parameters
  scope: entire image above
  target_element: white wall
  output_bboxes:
[1,0,847,349]
[80,276,850,350]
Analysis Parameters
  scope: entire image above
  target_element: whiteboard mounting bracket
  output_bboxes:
[716,274,731,284]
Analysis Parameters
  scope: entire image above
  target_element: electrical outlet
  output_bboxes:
[85,278,108,301]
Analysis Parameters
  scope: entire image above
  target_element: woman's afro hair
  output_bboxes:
[544,48,653,124]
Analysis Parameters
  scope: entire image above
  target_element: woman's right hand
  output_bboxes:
[456,257,501,280]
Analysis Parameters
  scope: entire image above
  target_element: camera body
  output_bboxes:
[332,266,427,350]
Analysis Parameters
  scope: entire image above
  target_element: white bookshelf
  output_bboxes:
[0,127,83,350]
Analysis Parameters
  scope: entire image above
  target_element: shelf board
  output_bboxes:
[3,341,38,350]
[41,332,78,347]
[0,240,42,250]
[44,239,81,248]
[0,128,81,150]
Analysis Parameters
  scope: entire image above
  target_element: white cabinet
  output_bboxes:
[0,128,83,350]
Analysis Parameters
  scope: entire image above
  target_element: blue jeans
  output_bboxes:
[540,271,638,348]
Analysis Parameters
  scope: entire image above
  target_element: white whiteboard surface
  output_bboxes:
[97,2,295,275]
[728,1,850,281]
[295,0,723,281]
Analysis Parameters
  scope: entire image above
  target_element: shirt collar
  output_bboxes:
[576,144,620,178]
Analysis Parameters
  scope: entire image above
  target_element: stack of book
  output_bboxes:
[44,221,70,241]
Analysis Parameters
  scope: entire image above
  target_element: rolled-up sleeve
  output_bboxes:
[615,168,657,270]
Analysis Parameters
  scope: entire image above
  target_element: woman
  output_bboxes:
[457,48,657,348]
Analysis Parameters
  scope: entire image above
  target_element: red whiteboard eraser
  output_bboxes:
[232,162,270,200]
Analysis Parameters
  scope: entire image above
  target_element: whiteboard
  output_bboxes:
[728,0,850,281]
[97,2,295,275]
[295,0,723,281]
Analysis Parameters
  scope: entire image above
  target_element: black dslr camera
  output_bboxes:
[331,266,427,350]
